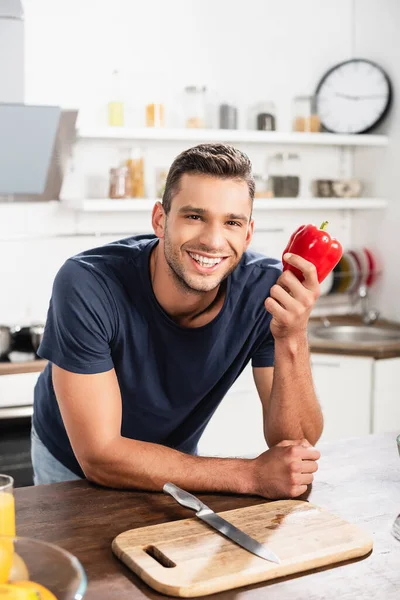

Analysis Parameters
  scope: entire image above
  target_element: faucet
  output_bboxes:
[356,285,380,325]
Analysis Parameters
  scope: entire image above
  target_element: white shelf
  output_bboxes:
[77,127,389,147]
[63,198,388,212]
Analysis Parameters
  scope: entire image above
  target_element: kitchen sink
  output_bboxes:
[308,324,400,346]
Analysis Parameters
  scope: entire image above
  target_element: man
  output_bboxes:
[32,143,323,498]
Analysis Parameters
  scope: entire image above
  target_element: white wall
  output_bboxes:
[352,0,400,320]
[23,0,354,130]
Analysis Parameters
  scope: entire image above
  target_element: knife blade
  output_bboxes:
[163,482,280,564]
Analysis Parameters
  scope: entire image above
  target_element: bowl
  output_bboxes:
[0,536,87,599]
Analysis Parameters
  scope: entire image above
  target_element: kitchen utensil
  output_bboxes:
[336,255,353,293]
[112,500,373,598]
[0,536,87,599]
[29,325,44,353]
[163,483,279,563]
[343,251,360,294]
[319,270,334,296]
[352,248,370,287]
[363,248,379,287]
[347,249,363,291]
[10,325,44,355]
[0,326,12,358]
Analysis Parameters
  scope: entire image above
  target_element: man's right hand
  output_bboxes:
[250,439,321,499]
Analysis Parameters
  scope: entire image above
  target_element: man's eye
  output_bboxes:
[227,221,241,227]
[186,214,202,220]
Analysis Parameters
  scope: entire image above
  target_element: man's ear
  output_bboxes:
[244,218,254,250]
[152,201,166,238]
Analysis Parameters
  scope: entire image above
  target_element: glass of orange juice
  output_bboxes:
[0,474,15,537]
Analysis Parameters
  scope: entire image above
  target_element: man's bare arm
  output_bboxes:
[52,365,253,492]
[52,365,320,498]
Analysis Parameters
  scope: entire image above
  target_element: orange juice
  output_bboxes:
[0,492,16,537]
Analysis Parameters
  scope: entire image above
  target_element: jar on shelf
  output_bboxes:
[248,102,276,131]
[267,153,285,197]
[284,153,300,197]
[292,95,320,132]
[254,174,272,198]
[109,167,131,199]
[219,103,238,129]
[155,167,168,199]
[126,148,145,198]
[184,85,207,128]
[266,153,301,198]
[146,103,164,127]
[107,70,124,127]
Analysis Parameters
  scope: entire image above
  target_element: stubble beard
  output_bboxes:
[163,224,239,294]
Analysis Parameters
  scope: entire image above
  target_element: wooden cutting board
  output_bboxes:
[112,500,373,597]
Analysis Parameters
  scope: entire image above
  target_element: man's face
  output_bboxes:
[159,174,254,293]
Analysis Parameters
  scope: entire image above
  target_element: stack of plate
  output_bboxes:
[320,247,380,296]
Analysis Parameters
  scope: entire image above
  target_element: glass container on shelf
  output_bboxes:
[219,103,237,129]
[184,85,207,128]
[267,153,285,197]
[266,153,301,198]
[126,148,145,198]
[254,174,272,198]
[108,70,124,127]
[248,102,276,131]
[0,474,15,537]
[109,167,131,199]
[155,167,168,199]
[146,103,164,127]
[292,95,320,132]
[284,153,300,197]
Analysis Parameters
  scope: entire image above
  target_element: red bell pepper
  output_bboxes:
[282,221,343,283]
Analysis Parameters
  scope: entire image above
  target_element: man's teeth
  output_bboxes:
[189,252,223,267]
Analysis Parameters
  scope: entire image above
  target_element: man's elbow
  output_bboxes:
[79,455,111,487]
[77,446,119,488]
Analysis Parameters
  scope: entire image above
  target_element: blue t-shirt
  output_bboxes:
[33,234,281,477]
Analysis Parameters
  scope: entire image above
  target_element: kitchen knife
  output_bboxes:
[163,482,280,564]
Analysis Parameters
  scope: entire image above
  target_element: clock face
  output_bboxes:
[315,59,391,133]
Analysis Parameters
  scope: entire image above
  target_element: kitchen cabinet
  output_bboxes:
[199,353,379,458]
[0,372,39,414]
[198,365,266,458]
[372,357,400,434]
[311,354,373,442]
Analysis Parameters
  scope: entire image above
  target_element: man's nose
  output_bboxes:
[198,223,226,250]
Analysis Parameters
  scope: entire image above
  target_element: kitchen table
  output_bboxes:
[15,432,400,600]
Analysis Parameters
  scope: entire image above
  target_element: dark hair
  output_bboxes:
[162,143,255,214]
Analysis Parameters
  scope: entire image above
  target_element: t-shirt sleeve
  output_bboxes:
[251,329,275,368]
[37,259,117,374]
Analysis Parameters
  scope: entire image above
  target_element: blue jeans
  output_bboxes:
[31,425,82,485]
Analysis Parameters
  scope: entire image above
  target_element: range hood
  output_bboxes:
[0,1,77,201]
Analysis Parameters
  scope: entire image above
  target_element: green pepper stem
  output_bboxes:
[320,221,329,230]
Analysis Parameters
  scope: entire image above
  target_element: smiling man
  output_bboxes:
[32,143,323,498]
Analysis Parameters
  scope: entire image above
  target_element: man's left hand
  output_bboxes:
[265,253,320,340]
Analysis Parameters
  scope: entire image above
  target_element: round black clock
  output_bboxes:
[315,59,392,134]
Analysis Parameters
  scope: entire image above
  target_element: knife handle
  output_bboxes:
[163,482,208,512]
